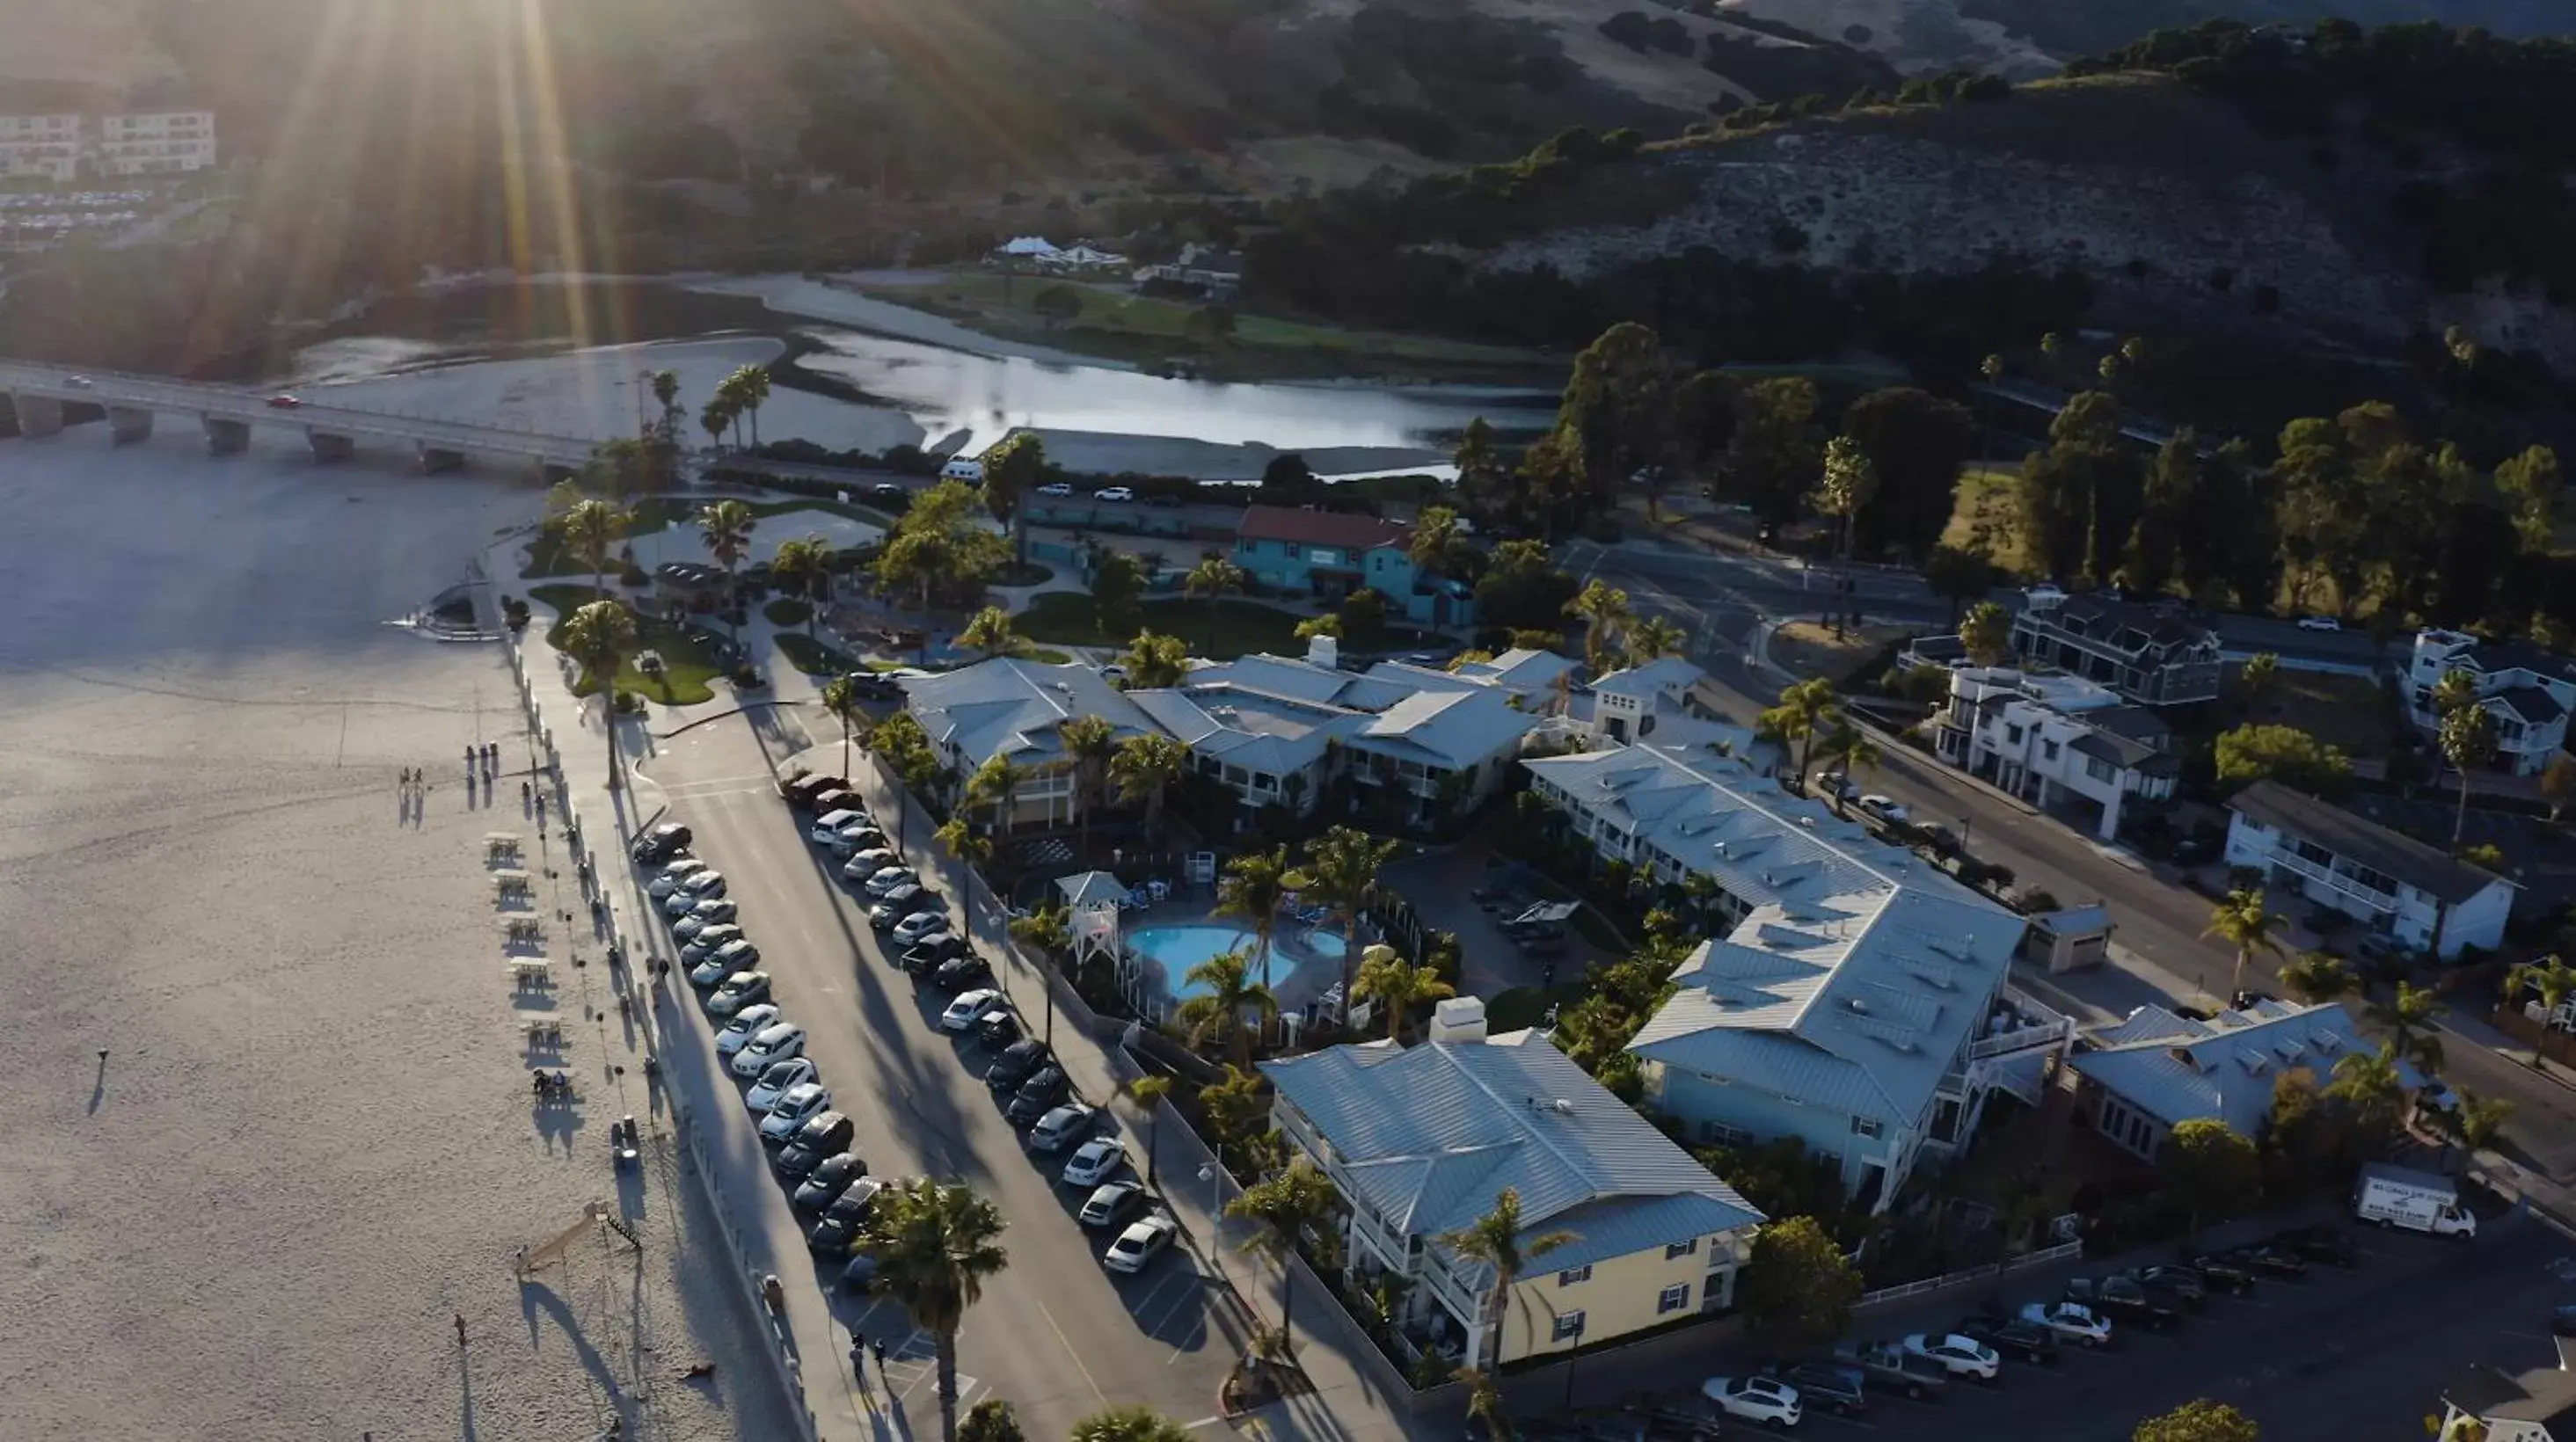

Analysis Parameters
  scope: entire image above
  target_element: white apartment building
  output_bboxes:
[1932,665,2179,841]
[0,113,84,181]
[0,111,216,181]
[2405,630,2576,778]
[2223,779,2515,958]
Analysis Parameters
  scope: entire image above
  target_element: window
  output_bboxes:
[1551,1311,1587,1342]
[1556,1264,1592,1286]
[2084,756,2116,783]
[1223,765,1250,786]
[1698,1120,1752,1147]
[2005,725,2024,745]
[1657,1284,1692,1315]
[1664,1238,1700,1260]
[1850,1116,1884,1139]
[2042,739,2061,761]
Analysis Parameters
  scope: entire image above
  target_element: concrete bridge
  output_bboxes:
[0,359,601,478]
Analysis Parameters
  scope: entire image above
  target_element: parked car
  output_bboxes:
[1954,1313,2057,1364]
[2272,1225,2359,1267]
[832,825,892,857]
[2119,1265,2207,1307]
[2297,615,2342,632]
[793,1153,868,1210]
[872,882,930,914]
[731,1023,806,1077]
[1902,1333,2000,1380]
[1759,1362,1864,1416]
[1080,1180,1147,1228]
[1702,1376,1802,1429]
[2183,1255,2255,1294]
[901,935,969,974]
[2224,1243,2310,1278]
[1103,1213,1178,1272]
[690,939,761,988]
[865,870,923,900]
[266,393,303,409]
[1060,1138,1126,1187]
[631,823,693,863]
[673,898,739,938]
[874,899,938,933]
[843,846,898,876]
[806,1177,886,1254]
[712,1005,784,1059]
[934,954,994,992]
[708,971,774,1016]
[774,1111,856,1178]
[811,808,869,845]
[1857,796,1912,826]
[941,987,1005,1032]
[2018,1300,2112,1347]
[1006,1067,1071,1124]
[1094,486,1135,503]
[1029,1103,1098,1154]
[680,926,747,967]
[986,1039,1050,1091]
[894,911,951,946]
[1832,1342,1947,1400]
[62,375,92,389]
[1810,771,1859,805]
[841,1255,880,1293]
[648,856,712,898]
[976,1009,1021,1047]
[745,1057,821,1112]
[2066,1276,2181,1331]
[1037,482,1075,497]
[806,789,859,818]
[782,772,844,808]
[757,1083,834,1142]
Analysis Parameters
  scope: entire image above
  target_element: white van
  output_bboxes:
[941,456,985,483]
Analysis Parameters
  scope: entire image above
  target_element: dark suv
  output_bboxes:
[1955,1312,2058,1364]
[631,823,693,864]
[1761,1361,1866,1415]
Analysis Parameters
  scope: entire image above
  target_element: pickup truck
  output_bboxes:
[1832,1341,1950,1400]
[2066,1275,2182,1331]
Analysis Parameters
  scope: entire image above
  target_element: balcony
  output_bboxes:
[2264,845,2398,913]
[1969,985,2076,1061]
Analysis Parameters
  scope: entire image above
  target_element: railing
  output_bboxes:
[2264,846,2399,911]
[1855,1240,2083,1308]
[1971,986,2077,1060]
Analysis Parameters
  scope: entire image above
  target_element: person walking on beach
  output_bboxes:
[850,1333,870,1391]
[870,1336,887,1371]
[454,1313,468,1348]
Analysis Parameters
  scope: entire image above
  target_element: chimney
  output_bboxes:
[1307,632,1340,669]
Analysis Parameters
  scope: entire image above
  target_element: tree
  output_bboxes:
[2507,957,2576,1072]
[555,599,639,788]
[649,369,683,442]
[1031,284,1084,329]
[2543,755,2576,823]
[1120,631,1190,688]
[967,754,1026,835]
[1760,676,1843,786]
[937,815,993,870]
[2278,950,2356,1006]
[2495,445,2562,554]
[1460,1366,1511,1442]
[771,535,836,638]
[1625,615,1689,667]
[872,710,945,854]
[2368,981,2447,1077]
[1409,506,1475,586]
[959,1399,1026,1442]
[1959,600,2012,667]
[1184,557,1247,618]
[982,432,1045,568]
[1290,826,1403,1025]
[857,1179,1010,1442]
[1725,376,1824,527]
[2215,725,2351,792]
[2327,1041,2409,1139]
[720,364,771,448]
[700,396,734,453]
[1554,321,1675,511]
[1337,587,1390,646]
[2236,652,2280,714]
[1216,845,1294,987]
[958,605,1018,659]
[1226,1158,1339,1359]
[1442,1189,1573,1367]
[821,674,866,782]
[557,498,628,598]
[1809,721,1881,812]
[875,480,1011,614]
[1475,540,1580,634]
[1839,387,1973,556]
[2127,431,2203,595]
[1111,732,1189,836]
[1069,1406,1194,1442]
[1738,1215,1864,1351]
[2428,1088,2514,1170]
[697,499,757,644]
[2203,888,2286,1001]
[1058,713,1120,862]
[2133,1400,2259,1442]
[1198,1063,1269,1166]
[1091,550,1148,641]
[1175,947,1278,1066]
[1922,544,1990,625]
[2161,1118,2259,1236]
[1294,614,1341,644]
[1124,1073,1175,1185]
[1007,905,1070,1042]
[2440,703,2498,850]
[1354,942,1456,1040]
[1455,418,1514,522]
[1811,435,1880,572]
[1565,580,1634,674]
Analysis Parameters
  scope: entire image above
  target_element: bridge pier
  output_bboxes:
[107,406,154,445]
[11,393,63,437]
[536,460,580,485]
[417,444,465,475]
[306,429,356,463]
[203,417,250,455]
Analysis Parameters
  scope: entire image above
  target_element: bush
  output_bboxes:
[765,597,814,627]
[613,689,645,714]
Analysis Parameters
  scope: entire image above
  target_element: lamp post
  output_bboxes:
[1199,1163,1225,1283]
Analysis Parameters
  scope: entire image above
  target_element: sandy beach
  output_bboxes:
[0,429,790,1441]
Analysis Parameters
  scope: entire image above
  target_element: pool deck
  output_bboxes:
[1122,906,1360,1021]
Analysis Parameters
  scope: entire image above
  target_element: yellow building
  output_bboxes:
[1265,1020,1763,1370]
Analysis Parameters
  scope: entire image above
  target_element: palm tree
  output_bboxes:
[1809,720,1881,814]
[959,605,1018,659]
[1226,1159,1340,1361]
[1442,1188,1574,1370]
[1175,947,1278,1067]
[1814,433,1879,570]
[1959,600,2013,668]
[729,364,772,448]
[1459,1366,1511,1442]
[1111,732,1189,844]
[1761,676,1843,790]
[1217,846,1295,988]
[1120,631,1191,688]
[697,499,757,645]
[967,754,1027,835]
[1054,713,1122,863]
[821,674,866,781]
[770,535,835,638]
[2369,980,2447,1076]
[649,369,682,438]
[1354,942,1456,1040]
[2428,1087,2513,1171]
[2236,652,2281,715]
[937,816,994,870]
[2279,950,2357,1006]
[2440,703,2498,850]
[1289,826,1402,1025]
[1069,1406,1195,1442]
[2505,956,2576,1071]
[1198,1063,1268,1168]
[1624,615,1689,668]
[1565,580,1635,675]
[700,396,733,454]
[856,1178,1010,1442]
[2326,1042,2408,1137]
[1409,506,1473,584]
[1123,1073,1174,1185]
[557,498,627,598]
[1183,557,1247,620]
[2432,667,2482,721]
[556,599,639,790]
[2202,887,2286,1002]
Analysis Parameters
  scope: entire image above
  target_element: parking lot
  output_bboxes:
[636,713,1244,1441]
[1670,1218,2573,1442]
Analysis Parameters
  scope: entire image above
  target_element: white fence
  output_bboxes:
[1854,1240,2084,1309]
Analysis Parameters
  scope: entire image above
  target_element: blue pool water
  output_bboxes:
[1131,923,1346,1001]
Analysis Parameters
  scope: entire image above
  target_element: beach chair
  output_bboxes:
[511,958,553,990]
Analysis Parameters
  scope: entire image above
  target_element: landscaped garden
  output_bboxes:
[529,584,728,704]
[1017,594,1436,659]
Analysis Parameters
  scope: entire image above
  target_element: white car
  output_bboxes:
[679,924,745,965]
[1857,795,1911,826]
[1037,482,1074,497]
[1903,1332,2000,1380]
[1094,486,1135,503]
[712,1004,784,1058]
[940,987,1004,1032]
[708,971,773,1016]
[690,939,761,988]
[744,1057,820,1111]
[757,1082,835,1142]
[1703,1376,1802,1428]
[1060,1138,1127,1189]
[731,1023,806,1077]
[648,857,711,898]
[661,870,728,915]
[2018,1300,2112,1346]
[1103,1213,1178,1273]
[811,808,868,844]
[1810,771,1859,804]
[2023,582,2067,605]
[2297,615,2341,632]
[673,898,739,939]
[841,848,899,881]
[864,867,921,899]
[894,912,951,946]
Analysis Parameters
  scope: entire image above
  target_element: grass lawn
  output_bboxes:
[764,598,814,627]
[1485,983,1587,1033]
[1016,594,1436,659]
[520,497,894,579]
[1941,466,2033,578]
[2237,665,2398,761]
[1771,621,1918,690]
[529,584,726,705]
[776,630,862,677]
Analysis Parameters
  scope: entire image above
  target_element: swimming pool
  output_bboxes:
[1130,923,1346,1001]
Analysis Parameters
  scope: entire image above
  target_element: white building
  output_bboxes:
[1577,656,1769,759]
[2223,779,2514,958]
[2069,998,2415,1160]
[1931,666,2179,840]
[92,111,217,175]
[1522,743,2069,1210]
[0,113,84,181]
[2405,629,2576,777]
[2010,591,2222,706]
[898,659,1159,829]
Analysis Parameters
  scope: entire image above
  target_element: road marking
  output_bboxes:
[1037,1297,1108,1407]
[1182,1417,1228,1431]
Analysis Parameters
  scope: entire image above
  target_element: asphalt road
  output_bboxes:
[639,713,1244,1440]
[1718,1217,2575,1442]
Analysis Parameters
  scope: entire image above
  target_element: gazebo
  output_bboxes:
[1055,870,1129,1003]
